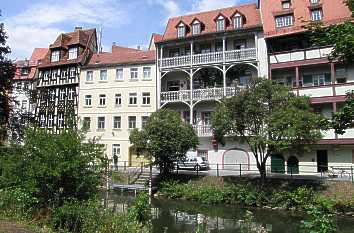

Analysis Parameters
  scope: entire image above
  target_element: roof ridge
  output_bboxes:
[167,3,256,20]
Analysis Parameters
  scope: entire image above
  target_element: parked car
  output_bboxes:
[176,157,209,171]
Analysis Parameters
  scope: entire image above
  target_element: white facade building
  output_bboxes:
[78,45,156,165]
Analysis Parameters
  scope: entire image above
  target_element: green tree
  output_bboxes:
[129,109,198,178]
[212,78,328,182]
[307,0,354,63]
[0,127,106,208]
[0,12,15,143]
[332,92,354,134]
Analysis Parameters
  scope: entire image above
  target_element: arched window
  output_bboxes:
[192,20,201,35]
[177,22,186,38]
[216,15,225,31]
[233,13,243,29]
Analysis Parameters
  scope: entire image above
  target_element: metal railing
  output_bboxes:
[161,86,238,103]
[193,125,213,137]
[161,48,257,68]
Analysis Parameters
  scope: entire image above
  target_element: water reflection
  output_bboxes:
[102,191,354,233]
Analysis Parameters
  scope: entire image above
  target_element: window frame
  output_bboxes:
[86,71,93,82]
[129,93,137,105]
[83,117,91,130]
[142,92,151,105]
[192,22,201,35]
[58,113,64,129]
[275,14,294,28]
[85,95,92,106]
[177,25,186,38]
[115,93,122,106]
[100,69,108,81]
[97,117,105,130]
[233,14,243,29]
[311,9,323,21]
[116,68,124,81]
[216,17,225,31]
[112,144,121,157]
[143,67,151,79]
[51,50,60,62]
[99,94,106,106]
[130,68,138,80]
[68,47,78,60]
[128,116,137,129]
[113,116,122,129]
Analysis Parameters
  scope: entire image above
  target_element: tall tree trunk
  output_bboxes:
[258,162,267,184]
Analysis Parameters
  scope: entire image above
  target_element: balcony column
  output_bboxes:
[295,66,300,96]
[223,37,226,96]
[222,36,226,61]
[159,45,163,70]
[254,32,258,62]
[333,102,338,139]
[190,41,194,67]
[331,63,336,96]
[190,70,194,125]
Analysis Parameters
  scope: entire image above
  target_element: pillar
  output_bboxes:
[331,63,336,96]
[190,41,194,67]
[295,66,300,88]
[223,67,227,96]
[190,71,194,125]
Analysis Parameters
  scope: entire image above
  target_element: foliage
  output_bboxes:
[128,192,151,224]
[50,198,151,233]
[239,210,267,233]
[130,109,198,178]
[332,92,354,134]
[0,127,106,208]
[212,78,328,181]
[307,0,354,63]
[0,187,38,220]
[0,12,16,143]
[301,205,337,233]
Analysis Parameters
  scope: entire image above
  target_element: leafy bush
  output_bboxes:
[301,205,337,233]
[0,187,38,219]
[128,192,151,223]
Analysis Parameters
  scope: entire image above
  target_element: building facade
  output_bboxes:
[9,48,48,140]
[260,0,354,173]
[35,27,97,133]
[155,3,268,169]
[78,45,156,164]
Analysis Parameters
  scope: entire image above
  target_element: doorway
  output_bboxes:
[271,154,285,174]
[317,150,328,172]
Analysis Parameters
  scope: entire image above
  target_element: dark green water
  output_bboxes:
[103,191,354,233]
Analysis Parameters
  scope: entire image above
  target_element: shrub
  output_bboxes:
[0,187,38,219]
[301,205,337,233]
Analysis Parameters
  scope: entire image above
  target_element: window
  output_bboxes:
[192,21,201,35]
[68,47,78,60]
[302,73,331,87]
[44,71,50,80]
[142,92,151,105]
[143,67,151,79]
[98,117,105,130]
[275,15,294,28]
[21,68,29,75]
[128,116,136,129]
[177,24,186,38]
[197,150,208,160]
[203,112,212,125]
[59,89,66,100]
[100,70,107,81]
[21,100,28,110]
[52,70,58,79]
[233,15,243,29]
[58,113,64,128]
[112,144,121,157]
[85,95,92,106]
[115,94,122,106]
[310,0,319,4]
[129,93,137,105]
[70,68,76,77]
[86,71,93,82]
[130,68,138,80]
[68,88,75,100]
[16,82,22,90]
[142,116,149,128]
[23,82,29,90]
[83,117,91,130]
[50,89,55,101]
[216,16,225,31]
[116,68,123,81]
[48,114,53,128]
[311,9,322,21]
[40,114,45,128]
[99,94,106,106]
[51,50,60,62]
[282,0,291,9]
[113,116,121,129]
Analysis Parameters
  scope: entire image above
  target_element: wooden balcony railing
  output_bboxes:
[160,48,257,69]
[193,125,213,137]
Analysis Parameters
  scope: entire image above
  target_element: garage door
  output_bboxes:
[223,149,249,170]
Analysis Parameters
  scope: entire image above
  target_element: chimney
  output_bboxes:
[112,42,116,46]
[137,45,141,50]
[74,26,82,31]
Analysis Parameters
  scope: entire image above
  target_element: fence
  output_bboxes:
[107,161,354,183]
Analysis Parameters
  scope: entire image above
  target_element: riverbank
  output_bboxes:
[156,176,354,217]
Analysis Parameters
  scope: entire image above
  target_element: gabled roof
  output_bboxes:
[13,48,48,80]
[161,3,261,42]
[85,45,155,68]
[148,33,163,50]
[50,28,96,49]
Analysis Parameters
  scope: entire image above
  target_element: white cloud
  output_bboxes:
[147,0,182,24]
[191,0,242,12]
[4,0,128,59]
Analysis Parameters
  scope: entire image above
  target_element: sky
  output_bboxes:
[1,0,256,60]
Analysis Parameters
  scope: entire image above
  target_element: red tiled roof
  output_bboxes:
[13,48,48,80]
[38,28,96,68]
[152,33,163,43]
[50,28,95,49]
[86,45,155,68]
[161,3,261,42]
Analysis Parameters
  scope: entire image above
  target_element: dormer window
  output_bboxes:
[310,0,319,4]
[216,16,225,31]
[68,47,78,60]
[51,50,60,62]
[282,0,291,9]
[233,13,243,29]
[192,20,201,35]
[177,23,186,38]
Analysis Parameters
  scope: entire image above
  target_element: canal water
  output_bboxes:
[103,191,354,233]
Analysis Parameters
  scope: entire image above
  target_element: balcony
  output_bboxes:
[161,48,257,69]
[161,86,238,103]
[269,47,333,65]
[193,125,213,137]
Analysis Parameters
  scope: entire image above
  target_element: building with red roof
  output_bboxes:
[260,0,354,173]
[154,2,268,169]
[35,27,97,132]
[78,43,156,164]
